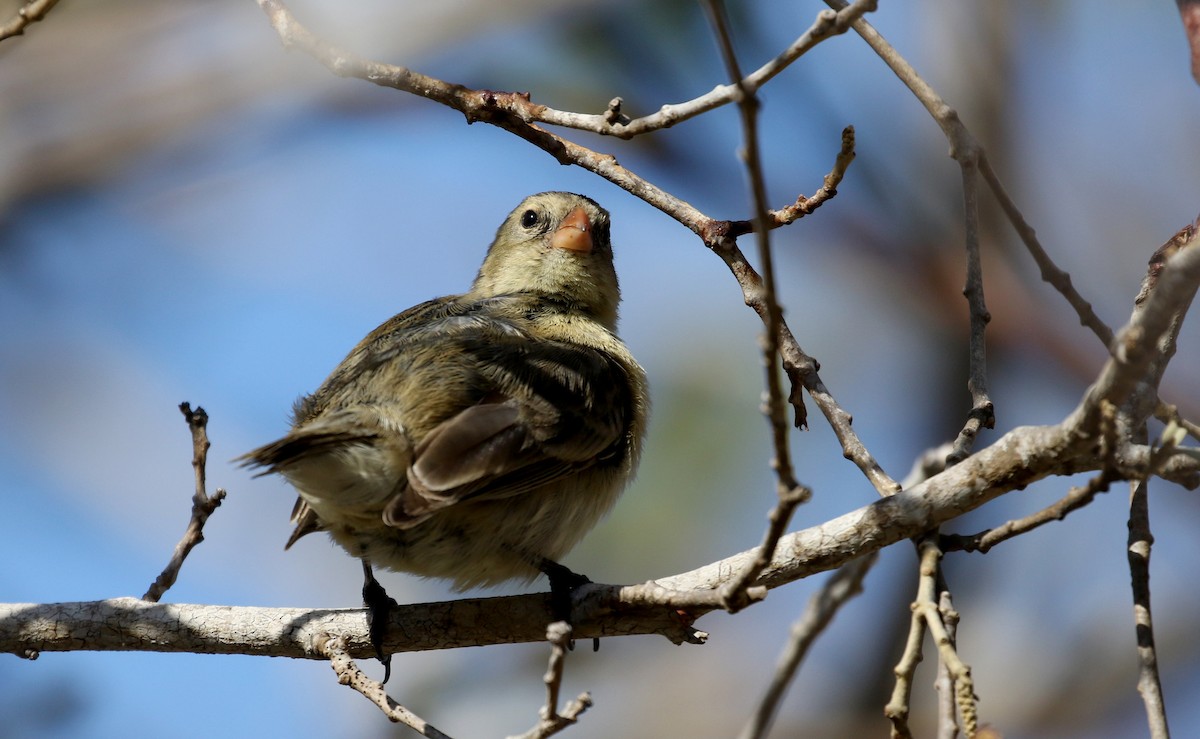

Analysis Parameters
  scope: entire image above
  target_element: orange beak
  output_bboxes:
[550,206,593,253]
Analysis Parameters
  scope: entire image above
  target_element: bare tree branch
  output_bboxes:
[253,0,876,141]
[887,540,977,738]
[1155,402,1200,443]
[823,0,1118,356]
[940,469,1116,554]
[590,0,877,138]
[0,591,704,659]
[942,230,1200,555]
[933,589,962,739]
[738,554,875,739]
[1073,231,1200,431]
[319,633,452,736]
[945,401,1122,553]
[142,403,227,603]
[1128,476,1169,739]
[1126,423,1189,739]
[701,0,812,615]
[726,125,858,238]
[704,143,902,497]
[885,582,923,739]
[507,622,592,739]
[978,155,1116,347]
[824,0,1012,467]
[0,0,60,43]
[10,415,1196,662]
[948,160,996,464]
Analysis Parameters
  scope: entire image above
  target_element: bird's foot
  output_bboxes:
[361,560,398,683]
[537,558,599,652]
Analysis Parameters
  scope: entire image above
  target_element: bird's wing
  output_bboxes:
[384,334,634,529]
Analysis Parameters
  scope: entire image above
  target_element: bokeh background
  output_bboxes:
[2,1,1199,737]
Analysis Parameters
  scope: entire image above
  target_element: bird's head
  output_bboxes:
[471,192,620,330]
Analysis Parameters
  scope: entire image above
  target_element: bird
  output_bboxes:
[238,192,648,623]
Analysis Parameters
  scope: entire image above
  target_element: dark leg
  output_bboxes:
[361,559,396,683]
[536,558,599,652]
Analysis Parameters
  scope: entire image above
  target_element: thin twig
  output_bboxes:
[1128,478,1168,739]
[143,403,227,602]
[738,554,875,739]
[581,0,878,138]
[944,400,1121,553]
[947,160,996,464]
[1155,401,1200,444]
[933,588,961,739]
[1126,425,1186,739]
[319,634,452,736]
[885,585,926,737]
[252,0,847,242]
[917,541,978,737]
[258,0,875,141]
[704,143,899,495]
[702,0,812,614]
[940,471,1115,553]
[828,0,1003,463]
[978,154,1116,348]
[948,239,1200,554]
[726,126,858,237]
[0,0,60,43]
[824,0,1118,352]
[507,622,592,739]
[253,0,707,231]
[885,540,979,738]
[1132,219,1200,372]
[1114,225,1198,739]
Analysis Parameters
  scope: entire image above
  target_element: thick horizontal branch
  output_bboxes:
[1,590,703,660]
[665,421,1081,592]
[10,436,1195,661]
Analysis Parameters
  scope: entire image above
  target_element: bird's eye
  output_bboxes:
[520,209,539,229]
